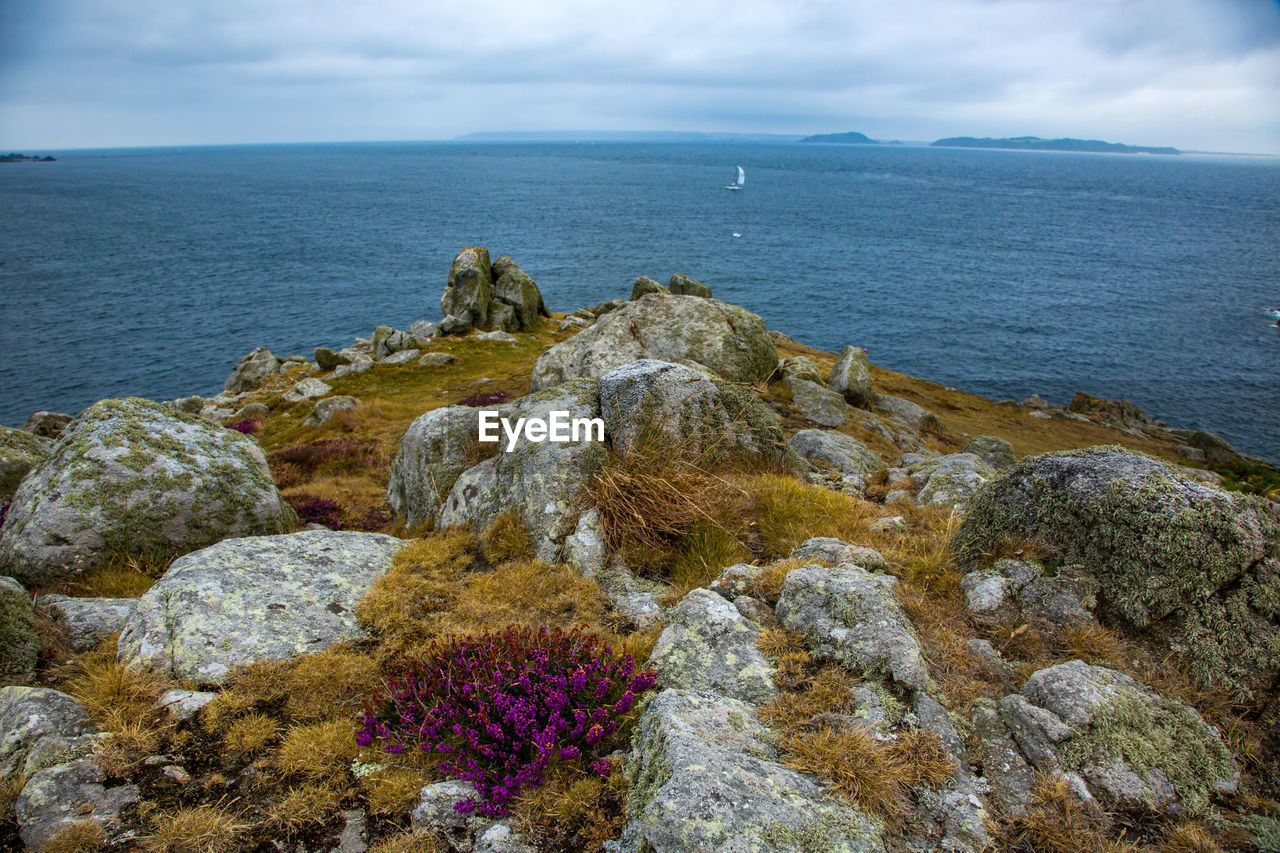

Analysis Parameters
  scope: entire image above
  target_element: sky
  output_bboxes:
[1,0,1278,153]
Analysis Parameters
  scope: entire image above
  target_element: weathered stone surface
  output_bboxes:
[314,347,352,371]
[827,345,874,408]
[963,435,1016,470]
[223,346,282,394]
[788,538,888,572]
[869,515,905,534]
[622,689,883,853]
[631,275,669,300]
[474,820,536,853]
[22,412,73,440]
[304,395,359,427]
[789,430,883,494]
[37,594,137,652]
[0,576,37,679]
[786,376,850,427]
[492,255,550,328]
[418,352,457,366]
[474,331,517,343]
[380,348,421,364]
[442,246,494,329]
[776,565,930,693]
[16,754,139,849]
[157,689,218,722]
[118,530,404,684]
[778,355,822,382]
[915,453,996,509]
[530,294,778,391]
[437,381,607,558]
[875,395,942,434]
[0,687,95,777]
[0,397,292,587]
[387,406,484,529]
[667,273,712,298]
[1,426,50,499]
[282,377,332,404]
[953,445,1280,695]
[649,589,776,704]
[411,779,490,848]
[960,571,1008,616]
[1001,661,1238,815]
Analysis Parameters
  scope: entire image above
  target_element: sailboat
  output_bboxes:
[725,165,745,191]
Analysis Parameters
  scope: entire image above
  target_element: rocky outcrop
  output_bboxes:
[960,559,1098,627]
[118,530,404,684]
[0,577,37,680]
[876,395,943,435]
[440,248,549,334]
[827,346,874,408]
[0,397,293,587]
[785,376,849,427]
[0,687,95,778]
[982,661,1237,816]
[963,435,1016,470]
[789,430,883,495]
[37,594,137,652]
[387,406,484,529]
[667,274,712,298]
[914,453,996,510]
[16,753,140,849]
[22,412,73,440]
[222,347,283,394]
[648,588,776,703]
[0,426,49,499]
[621,689,882,853]
[953,446,1280,696]
[630,276,668,299]
[304,395,359,426]
[529,294,778,391]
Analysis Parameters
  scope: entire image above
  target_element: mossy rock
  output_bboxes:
[954,445,1280,697]
[0,397,294,587]
[0,426,49,499]
[0,577,37,681]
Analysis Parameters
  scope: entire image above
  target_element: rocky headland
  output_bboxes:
[1,247,1277,853]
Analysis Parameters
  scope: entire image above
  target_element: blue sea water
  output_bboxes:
[1,141,1277,458]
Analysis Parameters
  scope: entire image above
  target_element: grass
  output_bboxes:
[140,804,248,853]
[275,718,359,785]
[39,820,107,853]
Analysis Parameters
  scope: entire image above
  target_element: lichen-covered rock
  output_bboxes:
[437,381,607,559]
[667,273,712,298]
[778,355,822,383]
[788,538,888,572]
[37,595,137,652]
[776,565,930,694]
[22,412,73,440]
[1000,661,1238,815]
[964,559,1099,627]
[157,689,218,722]
[963,435,1016,470]
[598,360,793,467]
[0,687,95,777]
[972,700,1036,817]
[282,377,332,403]
[621,689,883,853]
[118,530,404,684]
[953,445,1280,696]
[0,576,37,679]
[442,246,494,330]
[0,426,49,499]
[631,276,669,299]
[304,395,359,426]
[785,376,849,427]
[649,589,776,704]
[313,346,352,371]
[915,453,996,509]
[15,754,139,850]
[222,346,282,394]
[788,430,883,495]
[529,294,778,391]
[418,352,457,367]
[492,255,551,328]
[827,345,874,408]
[387,406,484,529]
[412,780,490,849]
[875,395,943,434]
[0,398,292,587]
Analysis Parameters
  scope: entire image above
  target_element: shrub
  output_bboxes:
[358,625,656,817]
[268,438,383,476]
[457,390,510,407]
[287,495,344,527]
[225,418,261,434]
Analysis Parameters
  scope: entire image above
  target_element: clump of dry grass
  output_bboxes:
[36,819,106,853]
[738,473,878,558]
[265,783,342,831]
[366,831,442,853]
[447,558,607,633]
[1008,774,1129,853]
[664,522,751,603]
[481,509,534,565]
[356,528,477,642]
[223,711,278,755]
[759,664,859,730]
[1160,821,1225,853]
[217,644,383,725]
[513,760,630,853]
[750,557,810,604]
[140,803,248,853]
[360,766,432,816]
[276,718,359,784]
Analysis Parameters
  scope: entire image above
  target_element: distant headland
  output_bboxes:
[930,136,1180,155]
[0,153,56,163]
[798,131,877,145]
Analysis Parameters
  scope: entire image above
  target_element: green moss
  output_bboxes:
[1055,685,1236,816]
[0,581,38,679]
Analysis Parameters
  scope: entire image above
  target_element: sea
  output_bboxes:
[1,141,1277,459]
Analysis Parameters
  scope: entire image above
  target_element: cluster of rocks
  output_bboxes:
[440,247,550,334]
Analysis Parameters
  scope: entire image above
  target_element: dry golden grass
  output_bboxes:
[447,558,607,634]
[1008,775,1134,853]
[664,522,751,603]
[223,712,278,755]
[1062,622,1130,667]
[356,528,477,641]
[481,509,534,565]
[39,819,107,853]
[513,760,629,853]
[361,766,432,816]
[141,804,248,853]
[366,831,442,853]
[738,473,878,558]
[265,783,342,830]
[218,644,383,724]
[759,665,860,732]
[1160,822,1225,853]
[276,718,359,784]
[750,557,810,605]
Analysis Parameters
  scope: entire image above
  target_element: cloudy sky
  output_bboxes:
[1,0,1277,152]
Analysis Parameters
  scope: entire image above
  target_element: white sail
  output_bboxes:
[736,165,746,186]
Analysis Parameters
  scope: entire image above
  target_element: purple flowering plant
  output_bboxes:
[226,417,261,434]
[357,625,657,817]
[287,495,344,527]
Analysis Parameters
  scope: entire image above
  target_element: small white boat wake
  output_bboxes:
[1266,307,1280,319]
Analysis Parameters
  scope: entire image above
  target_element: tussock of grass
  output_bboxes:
[223,711,278,755]
[276,719,359,784]
[481,509,534,564]
[513,760,629,853]
[740,473,877,558]
[759,665,858,731]
[361,766,432,816]
[750,557,810,605]
[665,522,751,603]
[141,804,248,853]
[366,831,442,853]
[60,638,172,772]
[356,528,477,641]
[265,783,342,830]
[1160,822,1225,853]
[218,644,383,724]
[39,819,107,853]
[1008,774,1126,853]
[447,558,607,633]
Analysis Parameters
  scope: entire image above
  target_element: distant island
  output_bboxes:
[798,131,877,145]
[930,136,1179,155]
[0,153,56,163]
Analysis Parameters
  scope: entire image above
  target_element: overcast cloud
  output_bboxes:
[1,0,1277,152]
